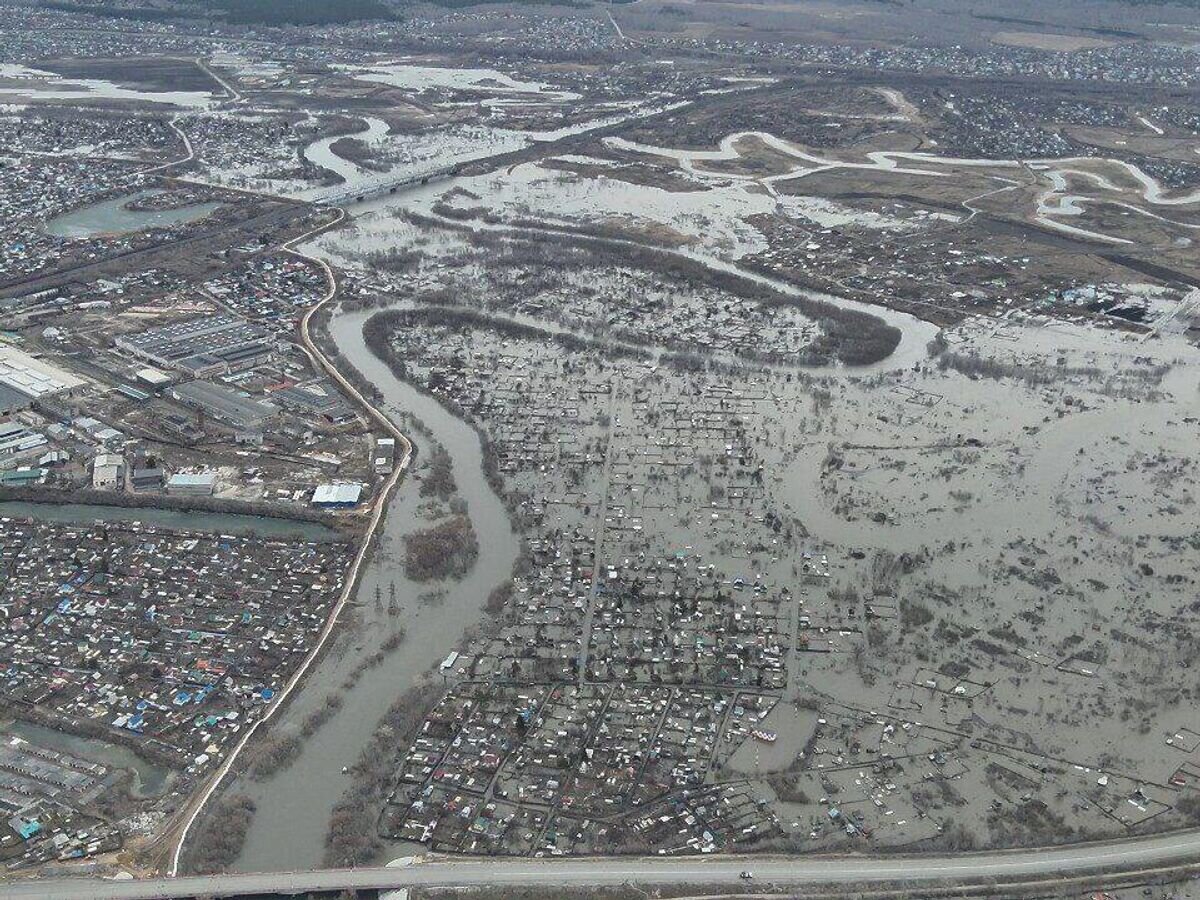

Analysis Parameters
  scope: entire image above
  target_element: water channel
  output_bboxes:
[0,500,340,541]
[229,304,519,872]
[1,720,173,799]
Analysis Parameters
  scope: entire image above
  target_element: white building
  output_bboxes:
[92,453,125,491]
[0,345,86,398]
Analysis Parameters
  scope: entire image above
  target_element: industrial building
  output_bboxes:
[0,467,45,486]
[169,380,279,431]
[91,453,124,491]
[72,416,125,449]
[271,379,356,426]
[0,422,47,466]
[114,314,272,377]
[0,382,33,416]
[130,466,164,492]
[166,472,217,496]
[135,367,173,390]
[0,344,85,399]
[311,482,363,508]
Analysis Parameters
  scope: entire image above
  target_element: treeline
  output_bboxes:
[325,682,444,866]
[361,309,521,522]
[419,213,902,367]
[330,137,390,172]
[419,445,457,501]
[183,793,256,874]
[42,2,189,21]
[485,579,514,616]
[364,306,651,366]
[55,0,399,25]
[366,247,422,274]
[247,692,345,781]
[403,514,479,581]
[309,304,384,408]
[186,0,395,25]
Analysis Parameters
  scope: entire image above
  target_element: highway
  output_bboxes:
[8,831,1200,899]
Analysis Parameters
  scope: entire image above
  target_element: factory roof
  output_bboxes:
[0,345,85,397]
[312,483,363,506]
[0,381,34,413]
[166,472,217,488]
[171,380,278,428]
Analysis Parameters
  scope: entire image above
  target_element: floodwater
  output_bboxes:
[297,99,693,205]
[229,304,519,872]
[607,129,1200,245]
[341,61,581,101]
[0,500,340,541]
[3,719,173,799]
[370,179,939,373]
[224,115,940,868]
[43,189,222,239]
[299,116,391,199]
[0,64,215,109]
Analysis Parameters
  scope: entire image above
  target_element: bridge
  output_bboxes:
[310,164,464,207]
[6,833,1200,900]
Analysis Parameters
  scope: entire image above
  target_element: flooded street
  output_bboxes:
[7,0,1200,880]
[229,304,519,872]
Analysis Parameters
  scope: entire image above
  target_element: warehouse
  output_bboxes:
[114,315,272,376]
[0,422,47,464]
[135,367,173,390]
[0,345,85,398]
[169,380,279,430]
[311,483,363,509]
[166,472,217,496]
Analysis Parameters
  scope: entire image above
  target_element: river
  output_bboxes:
[228,305,519,872]
[298,117,391,202]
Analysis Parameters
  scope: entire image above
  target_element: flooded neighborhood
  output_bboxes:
[0,0,1199,897]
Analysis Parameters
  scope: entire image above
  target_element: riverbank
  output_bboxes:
[0,485,344,531]
[218,303,519,873]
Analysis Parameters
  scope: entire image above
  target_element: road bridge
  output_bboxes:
[311,165,462,207]
[8,830,1200,900]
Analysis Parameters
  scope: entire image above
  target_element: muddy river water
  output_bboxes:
[229,305,519,872]
[226,129,947,869]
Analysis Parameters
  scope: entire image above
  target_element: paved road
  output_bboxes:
[161,209,413,877]
[8,831,1200,900]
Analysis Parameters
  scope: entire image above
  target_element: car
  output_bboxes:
[740,871,754,880]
